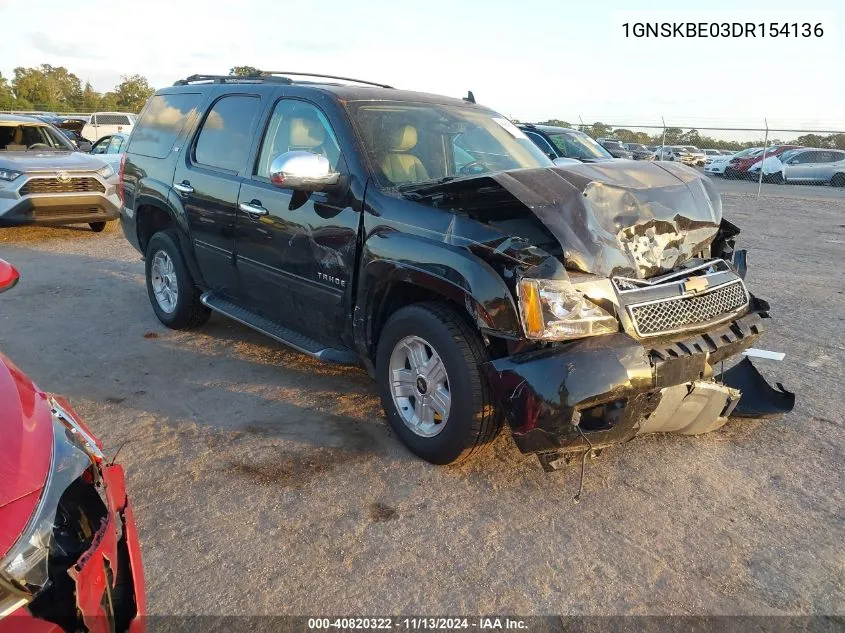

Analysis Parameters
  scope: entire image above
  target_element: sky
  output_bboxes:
[1,0,842,136]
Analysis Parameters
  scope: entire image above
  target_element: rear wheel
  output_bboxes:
[144,230,210,329]
[376,302,501,464]
[89,221,108,232]
[831,173,845,187]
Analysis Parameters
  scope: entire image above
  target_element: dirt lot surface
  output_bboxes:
[0,187,843,616]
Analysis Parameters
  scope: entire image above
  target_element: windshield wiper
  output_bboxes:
[397,175,458,192]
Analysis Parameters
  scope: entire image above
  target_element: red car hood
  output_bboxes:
[0,353,53,555]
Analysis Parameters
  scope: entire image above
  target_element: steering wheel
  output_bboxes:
[458,160,491,176]
[28,143,51,150]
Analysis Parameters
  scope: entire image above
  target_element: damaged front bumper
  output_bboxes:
[484,310,794,460]
[1,464,146,633]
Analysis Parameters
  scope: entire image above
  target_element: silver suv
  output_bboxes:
[0,115,121,232]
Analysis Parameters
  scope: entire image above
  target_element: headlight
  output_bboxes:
[0,169,22,182]
[517,278,618,340]
[97,164,114,178]
[0,419,93,614]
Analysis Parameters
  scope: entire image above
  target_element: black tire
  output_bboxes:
[724,167,737,180]
[144,230,210,329]
[831,173,845,187]
[768,172,784,185]
[89,221,108,232]
[375,302,501,464]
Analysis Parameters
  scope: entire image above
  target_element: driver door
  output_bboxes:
[235,97,359,346]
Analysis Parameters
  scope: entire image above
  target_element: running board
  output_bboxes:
[200,292,358,365]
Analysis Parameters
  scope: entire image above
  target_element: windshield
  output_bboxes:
[548,131,612,160]
[345,101,551,188]
[671,146,689,153]
[628,144,646,151]
[684,146,699,152]
[0,123,75,151]
[602,140,622,149]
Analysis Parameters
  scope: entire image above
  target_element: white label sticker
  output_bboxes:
[493,117,529,140]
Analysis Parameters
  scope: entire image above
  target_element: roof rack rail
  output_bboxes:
[259,71,394,89]
[172,74,293,86]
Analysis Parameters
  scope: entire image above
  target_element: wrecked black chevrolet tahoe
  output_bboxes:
[119,73,793,468]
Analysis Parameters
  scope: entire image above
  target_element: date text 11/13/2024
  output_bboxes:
[307,617,528,630]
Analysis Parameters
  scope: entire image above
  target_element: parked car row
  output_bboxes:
[28,112,136,144]
[705,144,845,186]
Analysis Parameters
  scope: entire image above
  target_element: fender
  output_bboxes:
[353,229,523,362]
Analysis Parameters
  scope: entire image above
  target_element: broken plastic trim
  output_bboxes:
[718,357,795,417]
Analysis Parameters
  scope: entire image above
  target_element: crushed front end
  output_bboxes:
[485,287,794,467]
[475,162,794,466]
[0,398,145,633]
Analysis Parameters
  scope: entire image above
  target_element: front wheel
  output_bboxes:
[144,230,210,329]
[831,173,845,187]
[375,302,501,464]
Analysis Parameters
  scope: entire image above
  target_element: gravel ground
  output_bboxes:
[0,188,842,617]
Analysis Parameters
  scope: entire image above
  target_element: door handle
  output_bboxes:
[238,201,268,216]
[173,182,193,195]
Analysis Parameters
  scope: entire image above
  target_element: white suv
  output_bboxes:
[82,112,136,143]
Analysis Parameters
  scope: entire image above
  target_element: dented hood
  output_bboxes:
[490,161,723,278]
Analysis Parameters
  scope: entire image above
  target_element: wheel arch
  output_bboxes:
[353,235,522,370]
[134,196,205,287]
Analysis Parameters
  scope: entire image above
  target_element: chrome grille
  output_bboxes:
[627,280,749,337]
[20,177,105,195]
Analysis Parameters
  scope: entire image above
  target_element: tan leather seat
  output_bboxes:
[289,117,325,150]
[380,124,429,184]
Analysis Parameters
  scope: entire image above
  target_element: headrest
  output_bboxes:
[386,124,418,152]
[289,117,325,148]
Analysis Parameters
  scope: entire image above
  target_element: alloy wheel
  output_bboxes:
[388,335,451,437]
[150,250,179,314]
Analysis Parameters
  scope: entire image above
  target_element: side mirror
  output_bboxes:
[0,259,20,294]
[269,151,340,192]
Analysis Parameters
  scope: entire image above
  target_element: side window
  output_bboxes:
[255,99,342,179]
[833,151,845,163]
[194,95,261,172]
[106,136,124,154]
[525,132,557,160]
[129,92,203,159]
[91,136,111,154]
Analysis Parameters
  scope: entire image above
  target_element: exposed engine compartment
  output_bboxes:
[406,161,724,280]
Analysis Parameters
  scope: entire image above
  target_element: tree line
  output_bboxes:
[0,65,155,113]
[3,65,843,150]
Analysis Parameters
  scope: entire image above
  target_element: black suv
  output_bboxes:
[119,73,792,469]
[518,124,614,164]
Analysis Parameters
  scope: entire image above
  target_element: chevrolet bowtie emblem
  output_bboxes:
[684,277,710,294]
